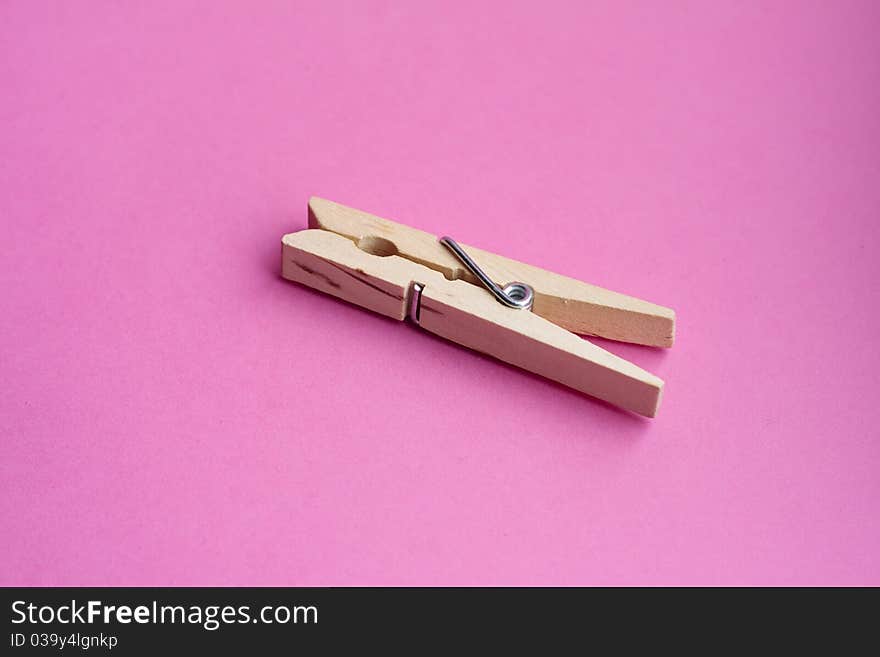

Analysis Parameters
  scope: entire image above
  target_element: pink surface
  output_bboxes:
[2,1,879,586]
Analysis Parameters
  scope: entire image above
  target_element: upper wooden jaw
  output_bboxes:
[304,197,675,348]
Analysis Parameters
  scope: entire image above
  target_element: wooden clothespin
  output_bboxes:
[282,198,675,417]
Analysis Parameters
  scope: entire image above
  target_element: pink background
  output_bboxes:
[2,1,879,586]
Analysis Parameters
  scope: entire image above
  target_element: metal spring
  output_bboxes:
[439,236,534,310]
